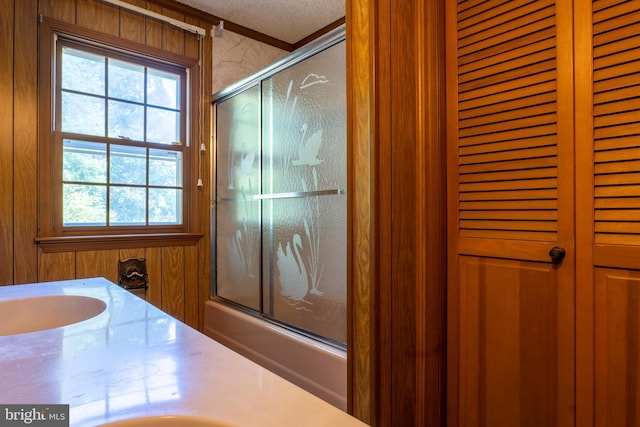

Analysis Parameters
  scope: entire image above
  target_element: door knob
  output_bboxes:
[549,246,566,265]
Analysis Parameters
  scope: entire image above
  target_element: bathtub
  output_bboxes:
[203,299,347,410]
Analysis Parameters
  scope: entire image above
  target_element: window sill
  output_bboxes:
[36,233,203,253]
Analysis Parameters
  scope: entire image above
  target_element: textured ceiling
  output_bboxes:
[175,0,345,45]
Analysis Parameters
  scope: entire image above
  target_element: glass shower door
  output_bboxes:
[260,41,347,345]
[214,85,261,311]
[213,30,346,347]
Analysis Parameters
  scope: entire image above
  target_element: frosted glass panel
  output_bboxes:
[213,32,346,346]
[215,85,261,311]
[263,194,346,344]
[262,40,346,195]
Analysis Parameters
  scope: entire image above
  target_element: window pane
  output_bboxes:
[110,145,146,185]
[108,59,144,102]
[146,107,179,144]
[149,188,182,224]
[62,92,105,136]
[147,69,179,109]
[63,183,106,226]
[149,149,182,186]
[63,140,107,183]
[62,47,105,96]
[110,186,146,225]
[108,100,144,141]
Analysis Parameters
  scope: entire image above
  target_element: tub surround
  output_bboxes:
[0,278,367,427]
[204,300,347,410]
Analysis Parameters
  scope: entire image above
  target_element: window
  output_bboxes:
[37,19,201,250]
[58,42,186,229]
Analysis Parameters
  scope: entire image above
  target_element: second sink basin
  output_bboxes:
[0,295,107,336]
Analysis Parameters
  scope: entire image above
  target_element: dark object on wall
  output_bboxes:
[118,258,148,291]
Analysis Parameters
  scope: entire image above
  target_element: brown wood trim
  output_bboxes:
[347,0,373,421]
[0,0,14,285]
[574,1,595,425]
[39,17,199,64]
[148,0,295,51]
[417,0,447,425]
[292,17,346,51]
[36,233,203,253]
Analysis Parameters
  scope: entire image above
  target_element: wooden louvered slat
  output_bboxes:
[595,147,640,163]
[593,1,640,245]
[460,51,556,85]
[596,210,640,221]
[460,178,557,193]
[594,98,640,116]
[595,137,640,151]
[459,93,556,121]
[458,8,555,53]
[460,146,557,165]
[459,114,557,139]
[459,136,555,156]
[459,167,557,183]
[459,38,555,74]
[460,189,557,202]
[459,72,556,104]
[596,198,640,209]
[595,234,640,246]
[595,185,640,198]
[460,102,556,128]
[459,229,557,241]
[460,200,558,210]
[456,1,558,240]
[458,1,551,40]
[595,172,640,186]
[460,210,557,221]
[593,74,640,96]
[595,160,640,175]
[460,157,557,174]
[459,125,557,147]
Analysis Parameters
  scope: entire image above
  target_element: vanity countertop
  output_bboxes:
[0,278,368,426]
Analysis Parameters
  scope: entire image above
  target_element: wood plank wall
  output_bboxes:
[2,0,212,331]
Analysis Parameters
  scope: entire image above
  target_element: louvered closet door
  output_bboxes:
[585,2,640,426]
[447,1,575,426]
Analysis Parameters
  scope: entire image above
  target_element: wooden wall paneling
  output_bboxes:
[145,2,163,49]
[145,246,162,308]
[184,244,199,329]
[76,0,119,35]
[594,267,640,427]
[119,0,147,43]
[119,248,145,260]
[75,250,120,283]
[39,0,76,22]
[38,250,75,282]
[160,246,185,320]
[161,7,184,55]
[0,0,14,285]
[13,0,38,284]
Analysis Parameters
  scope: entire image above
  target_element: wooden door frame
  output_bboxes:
[347,0,447,424]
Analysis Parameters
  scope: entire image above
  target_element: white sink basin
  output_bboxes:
[0,295,106,335]
[100,416,237,426]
